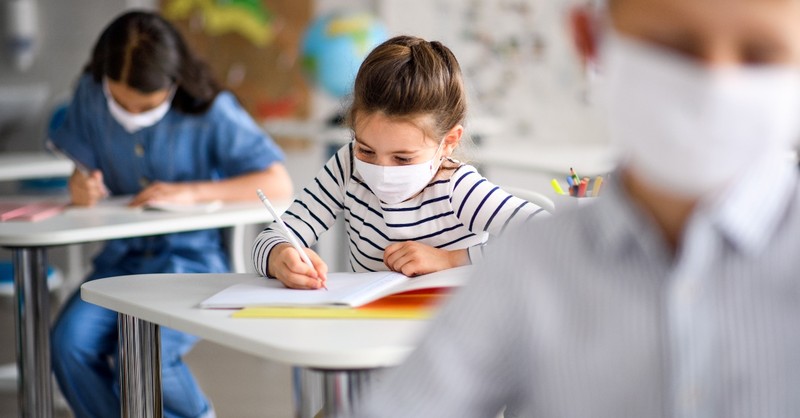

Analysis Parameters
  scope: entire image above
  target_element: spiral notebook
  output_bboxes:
[199,266,473,309]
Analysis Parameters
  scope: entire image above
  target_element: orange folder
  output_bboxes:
[232,288,453,320]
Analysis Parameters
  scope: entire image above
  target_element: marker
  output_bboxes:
[577,177,588,198]
[593,176,604,197]
[256,189,327,290]
[550,179,565,195]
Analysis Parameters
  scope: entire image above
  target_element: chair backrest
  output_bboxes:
[222,225,248,273]
[0,261,62,296]
[502,186,556,214]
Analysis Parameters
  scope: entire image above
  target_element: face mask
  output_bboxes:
[601,31,800,198]
[103,78,174,133]
[354,140,445,204]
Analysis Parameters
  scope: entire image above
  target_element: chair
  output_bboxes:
[224,224,249,273]
[0,261,62,296]
[0,261,63,393]
[501,185,556,214]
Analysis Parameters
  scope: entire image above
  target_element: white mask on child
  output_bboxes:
[354,141,445,204]
[103,78,174,133]
[601,31,800,198]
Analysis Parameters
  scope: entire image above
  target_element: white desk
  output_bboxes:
[262,119,618,177]
[0,199,285,418]
[82,273,434,418]
[474,139,617,177]
[0,152,74,182]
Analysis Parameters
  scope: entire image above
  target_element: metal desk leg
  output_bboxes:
[12,247,52,418]
[314,368,378,418]
[118,314,162,418]
[295,367,323,418]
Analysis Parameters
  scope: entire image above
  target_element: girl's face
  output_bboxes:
[106,79,172,114]
[353,112,462,167]
[611,0,800,67]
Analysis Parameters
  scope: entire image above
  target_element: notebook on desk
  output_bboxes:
[88,197,223,213]
[232,288,453,319]
[0,201,67,222]
[142,200,223,213]
[199,266,473,309]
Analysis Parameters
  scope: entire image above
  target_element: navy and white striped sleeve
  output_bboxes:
[251,144,352,277]
[449,166,547,262]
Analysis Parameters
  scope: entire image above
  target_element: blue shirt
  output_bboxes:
[52,74,285,276]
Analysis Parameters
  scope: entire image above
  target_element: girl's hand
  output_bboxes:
[129,182,197,207]
[268,243,329,289]
[383,242,469,277]
[68,169,108,206]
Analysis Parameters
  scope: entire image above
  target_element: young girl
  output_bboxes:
[50,11,292,418]
[252,35,546,289]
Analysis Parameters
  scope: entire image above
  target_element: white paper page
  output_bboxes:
[394,265,474,293]
[199,271,407,309]
[65,197,223,214]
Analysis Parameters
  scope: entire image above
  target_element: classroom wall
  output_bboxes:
[0,0,138,152]
[0,0,604,151]
[312,0,608,147]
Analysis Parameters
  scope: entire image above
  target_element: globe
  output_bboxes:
[301,11,389,98]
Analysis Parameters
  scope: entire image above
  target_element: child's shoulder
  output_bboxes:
[438,160,483,184]
[331,142,355,170]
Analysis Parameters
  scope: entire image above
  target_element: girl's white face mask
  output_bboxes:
[354,140,445,204]
[103,78,174,133]
[601,31,800,198]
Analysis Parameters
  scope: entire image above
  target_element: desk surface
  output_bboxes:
[0,197,285,247]
[0,152,74,182]
[474,139,617,176]
[82,273,429,370]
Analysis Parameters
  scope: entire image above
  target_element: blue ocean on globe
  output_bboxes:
[301,11,389,98]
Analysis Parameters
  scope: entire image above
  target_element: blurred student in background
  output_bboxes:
[359,0,800,416]
[50,11,292,418]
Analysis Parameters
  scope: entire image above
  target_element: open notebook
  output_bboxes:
[199,266,474,309]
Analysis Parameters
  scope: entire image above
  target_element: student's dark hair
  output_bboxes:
[84,11,221,114]
[348,35,467,141]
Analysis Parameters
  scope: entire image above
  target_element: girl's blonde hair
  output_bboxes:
[347,35,467,142]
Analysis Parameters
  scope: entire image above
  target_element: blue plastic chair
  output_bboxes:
[0,261,62,296]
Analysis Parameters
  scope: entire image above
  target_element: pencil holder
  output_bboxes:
[551,194,597,212]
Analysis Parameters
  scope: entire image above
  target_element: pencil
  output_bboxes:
[256,189,327,290]
[577,177,588,198]
[570,167,580,185]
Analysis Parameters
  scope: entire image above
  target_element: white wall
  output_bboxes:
[310,0,607,147]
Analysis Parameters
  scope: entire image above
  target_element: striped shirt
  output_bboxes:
[359,157,800,418]
[252,143,545,275]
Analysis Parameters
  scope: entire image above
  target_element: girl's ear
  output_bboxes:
[442,124,463,157]
[570,4,601,68]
